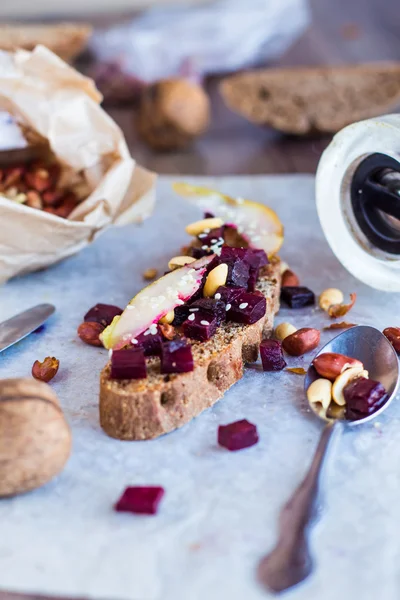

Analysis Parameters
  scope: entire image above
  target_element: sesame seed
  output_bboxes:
[200,320,210,326]
[132,339,138,344]
[210,238,217,243]
[172,362,177,367]
[198,233,207,239]
[226,304,232,311]
[188,313,195,321]
[239,302,248,309]
[202,245,209,250]
[189,307,199,312]
[176,298,185,305]
[203,228,210,233]
[143,329,151,336]
[108,349,113,358]
[215,293,221,300]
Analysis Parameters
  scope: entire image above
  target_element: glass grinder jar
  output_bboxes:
[316,114,400,291]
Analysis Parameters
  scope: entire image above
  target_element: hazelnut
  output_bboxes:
[274,322,297,341]
[319,288,344,312]
[78,321,104,346]
[383,327,400,353]
[0,378,71,496]
[143,268,158,281]
[32,356,60,382]
[281,269,299,287]
[137,78,210,151]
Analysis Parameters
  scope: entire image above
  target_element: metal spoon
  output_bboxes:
[258,325,399,593]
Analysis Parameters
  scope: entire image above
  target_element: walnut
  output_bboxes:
[137,78,210,151]
[0,378,71,496]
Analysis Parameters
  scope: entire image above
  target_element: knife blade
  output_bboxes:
[0,303,55,353]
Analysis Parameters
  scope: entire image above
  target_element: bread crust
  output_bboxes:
[99,259,281,440]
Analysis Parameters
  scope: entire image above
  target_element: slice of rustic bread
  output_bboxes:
[0,24,92,63]
[99,258,281,440]
[220,63,400,135]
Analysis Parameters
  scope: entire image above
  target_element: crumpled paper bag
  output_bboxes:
[0,45,156,284]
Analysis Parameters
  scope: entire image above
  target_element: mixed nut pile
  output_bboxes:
[0,159,81,218]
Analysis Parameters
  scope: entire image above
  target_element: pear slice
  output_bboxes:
[173,182,284,257]
[101,255,214,350]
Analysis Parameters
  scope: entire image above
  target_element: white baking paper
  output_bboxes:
[0,175,400,600]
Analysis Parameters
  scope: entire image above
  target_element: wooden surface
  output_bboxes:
[1,0,399,598]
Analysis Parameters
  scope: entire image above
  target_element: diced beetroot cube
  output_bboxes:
[136,327,163,356]
[218,247,251,288]
[188,298,226,324]
[192,246,212,259]
[218,419,259,451]
[214,285,243,304]
[110,347,147,380]
[114,486,165,515]
[281,286,315,309]
[344,377,387,420]
[84,303,123,326]
[161,338,194,373]
[220,246,248,262]
[260,339,287,371]
[245,249,269,291]
[172,305,191,326]
[227,292,266,324]
[183,311,218,341]
[198,226,226,250]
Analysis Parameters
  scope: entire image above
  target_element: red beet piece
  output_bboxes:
[227,292,266,324]
[136,327,163,356]
[198,226,226,248]
[214,285,243,305]
[280,287,315,309]
[204,211,215,218]
[260,339,287,371]
[189,297,226,324]
[344,377,387,420]
[84,303,123,326]
[110,347,147,380]
[183,311,218,341]
[172,304,191,326]
[161,338,194,373]
[114,486,165,515]
[218,419,259,451]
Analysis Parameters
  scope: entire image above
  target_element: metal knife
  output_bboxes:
[0,304,55,353]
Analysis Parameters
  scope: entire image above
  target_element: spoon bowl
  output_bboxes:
[305,325,399,426]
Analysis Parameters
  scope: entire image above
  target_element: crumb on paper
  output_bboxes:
[143,268,158,281]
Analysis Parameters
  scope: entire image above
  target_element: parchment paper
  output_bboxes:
[0,46,156,284]
[0,175,400,600]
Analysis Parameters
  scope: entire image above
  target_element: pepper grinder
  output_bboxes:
[316,114,400,291]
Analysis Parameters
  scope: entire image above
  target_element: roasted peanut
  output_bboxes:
[274,322,297,341]
[143,268,158,281]
[282,328,320,356]
[313,352,363,380]
[168,256,196,270]
[203,263,228,297]
[383,327,400,353]
[282,269,299,287]
[319,288,344,311]
[307,378,332,419]
[186,217,224,237]
[159,310,175,324]
[32,357,60,382]
[332,367,368,406]
[26,190,43,210]
[77,321,104,347]
[159,323,176,340]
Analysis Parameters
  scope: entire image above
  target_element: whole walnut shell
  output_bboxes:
[137,78,210,151]
[0,378,71,497]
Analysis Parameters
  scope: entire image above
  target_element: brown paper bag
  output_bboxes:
[0,45,156,284]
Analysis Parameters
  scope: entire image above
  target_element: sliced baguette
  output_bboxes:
[0,23,92,63]
[220,62,400,135]
[99,257,281,440]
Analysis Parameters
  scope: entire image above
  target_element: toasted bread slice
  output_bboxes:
[99,258,281,440]
[220,62,400,134]
[0,23,92,63]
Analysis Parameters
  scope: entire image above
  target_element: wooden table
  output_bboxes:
[1,0,398,598]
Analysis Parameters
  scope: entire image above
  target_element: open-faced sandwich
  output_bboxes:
[99,184,284,440]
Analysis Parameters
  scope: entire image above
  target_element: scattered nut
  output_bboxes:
[0,378,71,496]
[281,269,299,287]
[282,328,320,356]
[77,321,104,347]
[159,323,176,340]
[168,255,196,270]
[313,352,363,381]
[319,288,344,311]
[32,357,60,383]
[332,366,368,406]
[307,378,333,419]
[160,310,175,324]
[383,327,400,353]
[143,268,158,281]
[186,217,224,237]
[203,263,229,298]
[328,293,357,318]
[275,322,297,341]
[279,261,290,275]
